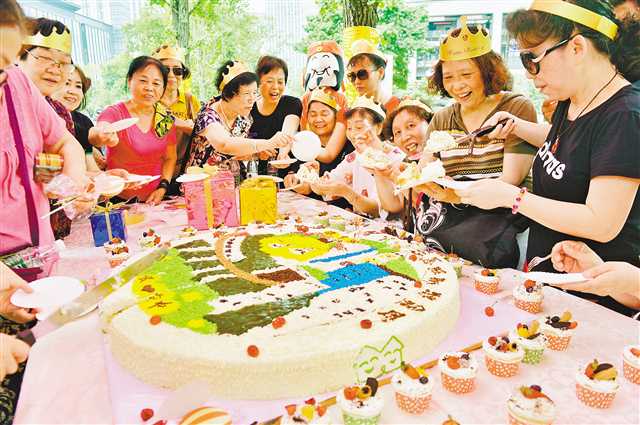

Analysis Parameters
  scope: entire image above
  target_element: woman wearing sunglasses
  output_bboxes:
[152,45,200,194]
[97,56,178,205]
[346,40,400,113]
[456,0,640,316]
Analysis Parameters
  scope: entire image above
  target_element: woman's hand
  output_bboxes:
[414,182,460,204]
[268,132,294,149]
[258,149,276,161]
[0,334,30,381]
[0,265,36,324]
[284,173,299,188]
[556,261,640,302]
[481,111,519,141]
[310,176,347,198]
[550,241,603,273]
[90,123,119,148]
[455,178,517,210]
[146,188,166,205]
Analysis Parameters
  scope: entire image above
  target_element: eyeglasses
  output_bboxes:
[24,49,75,74]
[519,33,581,75]
[166,66,185,77]
[347,68,377,83]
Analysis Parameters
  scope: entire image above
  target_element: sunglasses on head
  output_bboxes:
[347,68,377,83]
[167,66,185,77]
[519,33,582,75]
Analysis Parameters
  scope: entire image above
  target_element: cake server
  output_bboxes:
[454,118,510,154]
[42,247,168,328]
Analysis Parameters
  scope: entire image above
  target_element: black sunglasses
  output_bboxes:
[519,33,582,75]
[167,66,185,77]
[347,68,377,83]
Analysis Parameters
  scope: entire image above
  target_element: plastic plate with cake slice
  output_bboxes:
[269,158,297,167]
[11,276,85,320]
[104,117,139,133]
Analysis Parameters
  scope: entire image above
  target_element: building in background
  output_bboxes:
[406,0,531,80]
[18,0,146,67]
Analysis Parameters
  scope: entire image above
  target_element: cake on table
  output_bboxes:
[100,217,460,399]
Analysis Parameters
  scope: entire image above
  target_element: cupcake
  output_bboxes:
[139,228,161,248]
[445,253,465,278]
[540,311,577,351]
[507,385,556,425]
[178,226,198,238]
[328,216,347,231]
[575,359,619,408]
[513,280,544,313]
[509,321,547,365]
[314,211,330,226]
[438,352,478,394]
[281,399,329,424]
[337,377,384,425]
[103,237,130,268]
[483,335,524,378]
[622,345,640,385]
[474,268,500,294]
[392,362,434,414]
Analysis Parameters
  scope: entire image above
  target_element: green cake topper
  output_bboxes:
[353,335,405,384]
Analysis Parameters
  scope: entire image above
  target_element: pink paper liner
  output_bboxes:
[441,371,475,394]
[514,298,542,314]
[485,355,520,378]
[575,383,616,409]
[544,333,571,351]
[474,279,499,295]
[623,358,640,384]
[395,391,431,415]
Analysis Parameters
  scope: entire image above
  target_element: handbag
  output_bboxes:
[1,83,43,281]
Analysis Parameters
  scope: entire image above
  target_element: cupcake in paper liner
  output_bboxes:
[575,359,619,408]
[438,351,478,394]
[392,362,433,414]
[337,377,383,425]
[474,268,500,294]
[507,385,556,425]
[622,345,640,385]
[509,321,547,365]
[103,237,130,268]
[483,336,524,378]
[281,399,330,424]
[138,228,161,248]
[513,280,544,313]
[540,311,577,351]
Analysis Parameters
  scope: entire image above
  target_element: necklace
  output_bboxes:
[551,71,619,154]
[216,101,233,132]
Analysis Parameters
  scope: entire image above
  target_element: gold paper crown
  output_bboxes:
[530,0,618,40]
[397,98,433,114]
[308,88,339,111]
[350,39,386,64]
[25,28,72,55]
[218,61,250,92]
[350,95,386,120]
[439,16,492,62]
[152,44,186,64]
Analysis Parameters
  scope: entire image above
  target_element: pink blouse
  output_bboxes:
[0,67,65,255]
[98,102,176,201]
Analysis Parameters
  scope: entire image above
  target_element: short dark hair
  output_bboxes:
[215,60,259,101]
[428,50,513,98]
[126,56,169,93]
[507,0,640,83]
[0,0,27,33]
[344,107,384,125]
[256,55,289,83]
[383,104,433,141]
[348,53,386,70]
[19,18,70,60]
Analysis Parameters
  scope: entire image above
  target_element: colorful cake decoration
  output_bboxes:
[541,311,577,351]
[353,336,405,384]
[576,359,619,408]
[510,321,547,365]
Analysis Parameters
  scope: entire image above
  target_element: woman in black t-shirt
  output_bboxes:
[455,1,640,315]
[249,56,302,175]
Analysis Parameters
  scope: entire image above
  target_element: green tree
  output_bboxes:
[343,0,379,27]
[299,0,431,91]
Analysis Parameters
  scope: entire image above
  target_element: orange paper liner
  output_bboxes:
[575,383,616,409]
[474,279,499,294]
[508,411,553,425]
[623,358,640,384]
[485,355,520,378]
[544,333,571,351]
[441,371,475,394]
[395,391,431,415]
[514,298,542,314]
[108,257,127,268]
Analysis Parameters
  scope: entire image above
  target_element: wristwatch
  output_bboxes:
[157,178,170,191]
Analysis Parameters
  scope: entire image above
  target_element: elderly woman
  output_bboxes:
[185,60,292,180]
[98,56,177,204]
[151,45,200,190]
[457,0,640,316]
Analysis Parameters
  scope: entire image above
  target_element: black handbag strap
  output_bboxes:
[4,83,40,247]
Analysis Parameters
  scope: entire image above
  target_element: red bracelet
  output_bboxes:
[511,187,527,214]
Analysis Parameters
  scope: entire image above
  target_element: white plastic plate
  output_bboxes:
[291,131,321,162]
